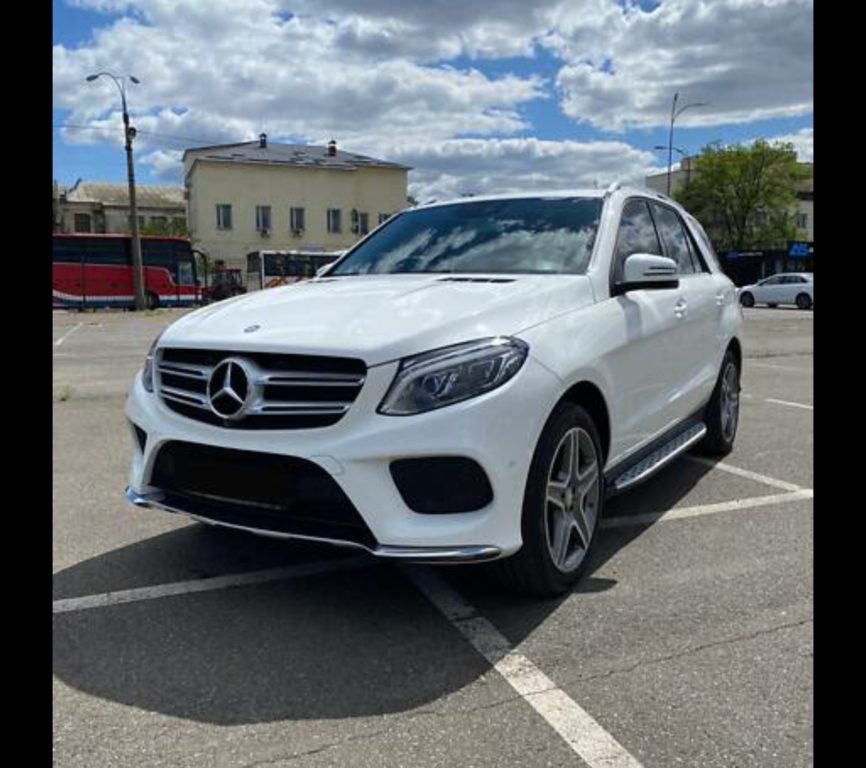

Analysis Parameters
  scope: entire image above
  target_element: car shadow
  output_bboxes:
[53,454,715,725]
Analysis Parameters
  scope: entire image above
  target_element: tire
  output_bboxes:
[698,350,741,456]
[796,293,812,310]
[498,402,604,596]
[767,303,777,308]
[739,292,754,308]
[145,291,160,310]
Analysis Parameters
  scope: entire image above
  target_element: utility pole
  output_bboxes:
[86,72,146,310]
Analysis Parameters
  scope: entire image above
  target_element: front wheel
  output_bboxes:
[145,291,160,310]
[698,350,741,456]
[498,402,604,596]
[739,292,754,308]
[796,293,812,310]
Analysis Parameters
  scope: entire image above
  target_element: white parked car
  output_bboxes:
[739,272,813,309]
[125,186,743,595]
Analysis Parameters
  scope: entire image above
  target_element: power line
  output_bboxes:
[54,122,239,147]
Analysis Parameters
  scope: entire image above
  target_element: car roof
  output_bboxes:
[767,272,813,278]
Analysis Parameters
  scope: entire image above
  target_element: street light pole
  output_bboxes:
[665,92,707,196]
[655,144,690,187]
[86,71,146,310]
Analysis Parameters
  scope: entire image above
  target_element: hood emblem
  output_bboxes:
[243,324,261,333]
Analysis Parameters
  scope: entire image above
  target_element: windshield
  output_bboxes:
[329,197,603,276]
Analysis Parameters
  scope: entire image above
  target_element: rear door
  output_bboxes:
[756,275,783,304]
[650,202,720,419]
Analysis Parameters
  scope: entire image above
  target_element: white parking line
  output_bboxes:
[52,555,373,614]
[602,489,812,529]
[406,567,645,768]
[685,456,805,493]
[765,398,813,411]
[54,322,83,347]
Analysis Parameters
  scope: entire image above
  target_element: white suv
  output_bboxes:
[125,186,743,595]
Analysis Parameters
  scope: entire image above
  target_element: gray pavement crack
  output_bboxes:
[563,617,813,686]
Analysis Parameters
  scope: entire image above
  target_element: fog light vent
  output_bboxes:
[390,457,493,514]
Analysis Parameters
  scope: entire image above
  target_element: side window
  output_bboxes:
[651,203,697,274]
[613,199,662,282]
[685,216,717,272]
[762,276,781,286]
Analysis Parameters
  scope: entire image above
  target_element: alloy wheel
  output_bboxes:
[719,362,740,443]
[544,427,600,573]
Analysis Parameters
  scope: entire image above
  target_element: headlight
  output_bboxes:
[378,337,529,416]
[141,332,162,393]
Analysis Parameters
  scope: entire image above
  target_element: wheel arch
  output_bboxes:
[726,336,742,371]
[557,380,611,465]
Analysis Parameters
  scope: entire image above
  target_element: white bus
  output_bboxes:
[245,249,344,291]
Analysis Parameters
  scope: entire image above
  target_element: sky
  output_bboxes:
[52,0,813,202]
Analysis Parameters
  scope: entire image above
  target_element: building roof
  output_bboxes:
[64,182,185,209]
[183,140,411,171]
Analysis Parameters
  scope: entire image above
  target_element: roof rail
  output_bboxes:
[604,180,622,195]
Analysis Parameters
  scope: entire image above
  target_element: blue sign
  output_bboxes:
[788,241,813,258]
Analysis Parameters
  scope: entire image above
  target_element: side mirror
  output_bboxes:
[614,253,679,295]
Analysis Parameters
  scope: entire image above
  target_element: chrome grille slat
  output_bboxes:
[157,348,365,430]
[158,364,212,381]
[160,387,210,409]
[250,402,351,415]
[259,372,365,384]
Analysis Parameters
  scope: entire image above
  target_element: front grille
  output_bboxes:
[157,347,366,429]
[150,441,377,547]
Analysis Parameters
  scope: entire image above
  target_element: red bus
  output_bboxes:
[53,233,200,309]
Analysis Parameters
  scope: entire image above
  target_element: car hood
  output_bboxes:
[161,274,596,365]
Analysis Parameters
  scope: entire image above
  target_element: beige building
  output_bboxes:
[645,158,814,244]
[53,181,186,234]
[183,136,410,268]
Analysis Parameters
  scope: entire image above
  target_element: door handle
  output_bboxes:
[715,290,727,306]
[674,298,687,318]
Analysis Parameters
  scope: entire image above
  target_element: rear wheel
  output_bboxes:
[498,403,603,596]
[796,293,812,310]
[145,291,160,310]
[698,350,740,456]
[739,292,754,308]
[767,302,777,308]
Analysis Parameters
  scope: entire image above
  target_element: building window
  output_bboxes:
[151,216,167,228]
[327,208,342,233]
[74,213,92,233]
[359,212,369,235]
[795,212,808,229]
[378,213,391,225]
[216,204,232,230]
[256,205,272,231]
[290,207,305,233]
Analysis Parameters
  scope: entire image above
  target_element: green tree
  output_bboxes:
[675,140,810,254]
[139,217,189,238]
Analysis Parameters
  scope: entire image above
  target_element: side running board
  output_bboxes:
[609,422,707,493]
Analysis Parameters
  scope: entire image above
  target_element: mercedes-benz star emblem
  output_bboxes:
[207,358,253,420]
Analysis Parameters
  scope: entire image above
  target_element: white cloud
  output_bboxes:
[765,127,813,162]
[552,0,813,131]
[55,0,813,192]
[387,138,656,202]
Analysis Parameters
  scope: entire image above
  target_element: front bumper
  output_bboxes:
[124,354,563,561]
[125,487,502,563]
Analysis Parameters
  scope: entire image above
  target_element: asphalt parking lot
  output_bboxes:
[53,306,813,768]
